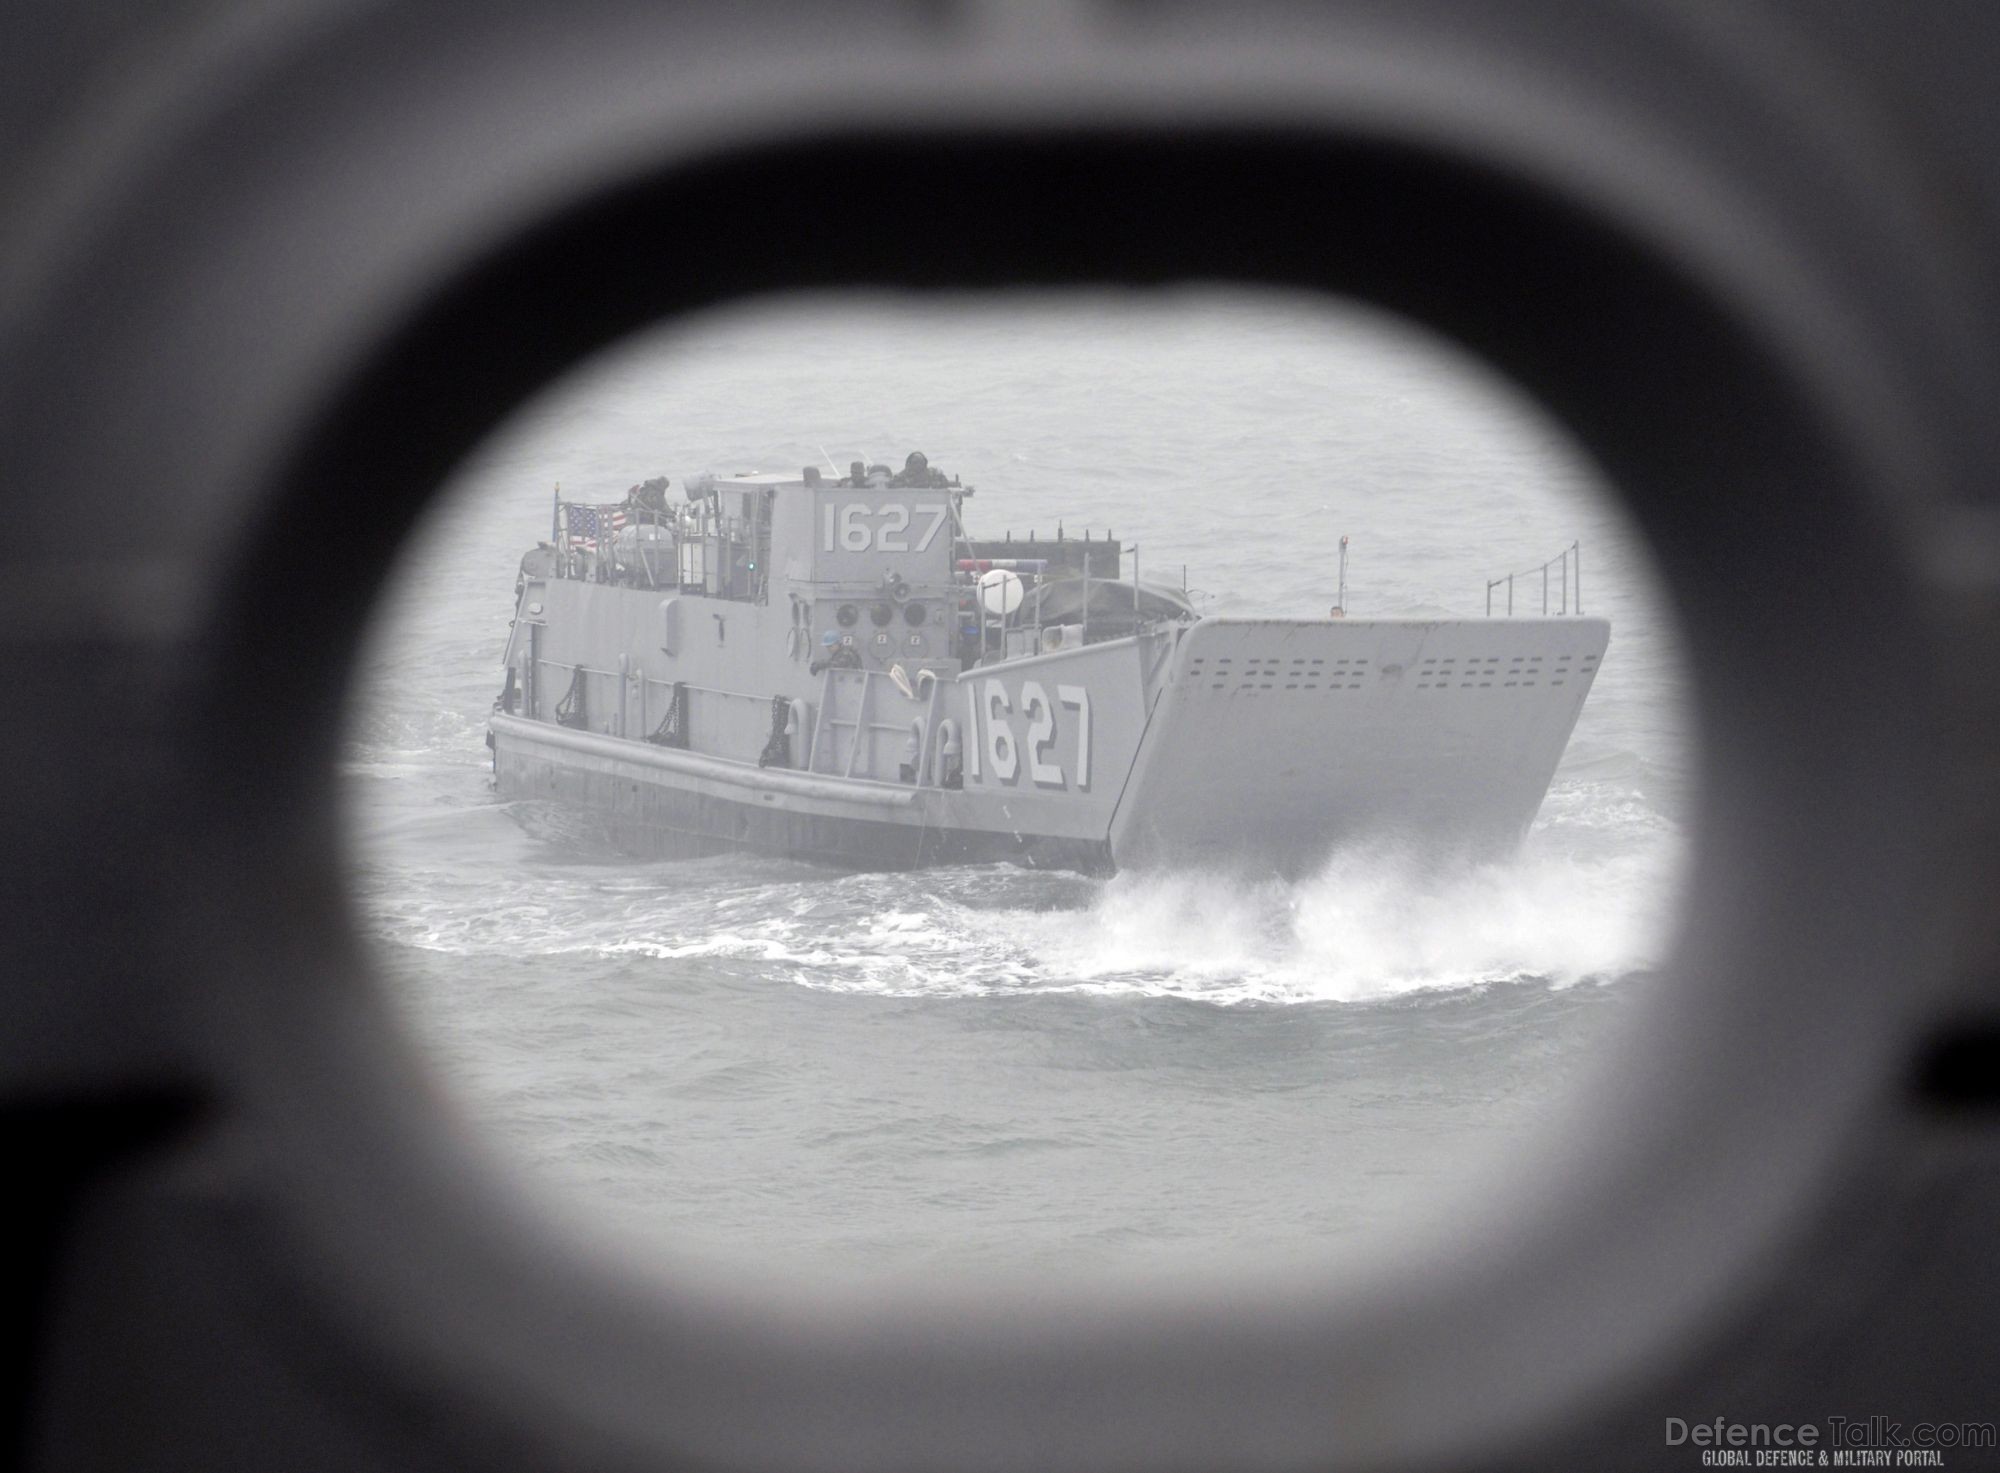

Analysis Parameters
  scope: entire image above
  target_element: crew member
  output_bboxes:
[811,637,864,675]
[900,719,924,785]
[625,475,671,517]
[891,449,952,488]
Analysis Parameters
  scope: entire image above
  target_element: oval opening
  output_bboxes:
[342,288,1690,1279]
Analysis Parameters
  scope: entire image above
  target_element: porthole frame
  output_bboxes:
[196,131,1947,1468]
[6,5,1987,1470]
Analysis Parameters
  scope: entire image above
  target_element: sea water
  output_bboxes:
[342,292,1689,1275]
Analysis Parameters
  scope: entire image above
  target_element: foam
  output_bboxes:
[355,780,1681,1008]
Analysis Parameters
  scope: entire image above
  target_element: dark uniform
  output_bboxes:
[626,476,671,516]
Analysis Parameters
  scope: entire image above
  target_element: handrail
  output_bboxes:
[1485,540,1582,616]
[636,673,767,705]
[541,662,769,709]
[490,714,917,807]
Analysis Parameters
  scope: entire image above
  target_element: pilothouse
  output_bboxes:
[489,451,1608,874]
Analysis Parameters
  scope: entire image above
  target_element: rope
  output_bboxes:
[647,681,689,748]
[756,695,793,769]
[553,667,588,729]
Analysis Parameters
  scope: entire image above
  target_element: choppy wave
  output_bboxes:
[351,781,1679,1008]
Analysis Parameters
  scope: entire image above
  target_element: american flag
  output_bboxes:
[563,503,630,549]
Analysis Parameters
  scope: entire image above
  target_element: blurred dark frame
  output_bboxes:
[4,3,1998,1470]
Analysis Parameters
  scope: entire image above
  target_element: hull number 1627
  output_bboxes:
[967,679,1092,791]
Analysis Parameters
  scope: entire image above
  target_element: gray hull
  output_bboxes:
[491,713,1110,871]
[490,614,1608,877]
[1108,616,1610,872]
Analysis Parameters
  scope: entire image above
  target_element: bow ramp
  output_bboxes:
[1109,617,1610,877]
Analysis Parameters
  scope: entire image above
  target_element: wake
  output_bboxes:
[356,780,1682,1008]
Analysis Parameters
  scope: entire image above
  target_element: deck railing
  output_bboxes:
[1485,540,1582,616]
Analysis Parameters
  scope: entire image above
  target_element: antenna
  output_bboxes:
[816,444,841,477]
[1337,534,1349,616]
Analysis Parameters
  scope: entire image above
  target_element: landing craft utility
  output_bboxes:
[487,453,1608,875]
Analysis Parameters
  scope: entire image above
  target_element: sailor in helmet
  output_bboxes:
[623,475,671,517]
[891,450,948,489]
